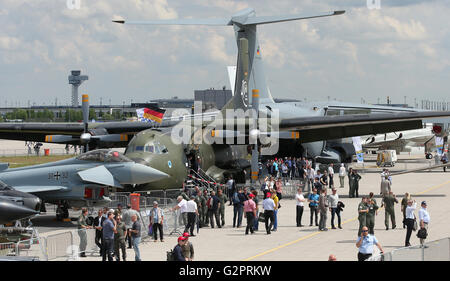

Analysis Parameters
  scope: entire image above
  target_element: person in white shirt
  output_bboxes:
[327,164,335,188]
[263,193,276,234]
[328,188,341,229]
[184,196,199,236]
[418,201,430,246]
[295,188,306,227]
[172,196,188,228]
[404,199,417,247]
[339,164,346,188]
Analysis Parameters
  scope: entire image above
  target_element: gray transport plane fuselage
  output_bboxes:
[0,150,168,218]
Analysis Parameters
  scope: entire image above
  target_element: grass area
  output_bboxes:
[0,155,74,168]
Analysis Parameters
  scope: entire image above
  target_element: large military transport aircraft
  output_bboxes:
[0,8,449,190]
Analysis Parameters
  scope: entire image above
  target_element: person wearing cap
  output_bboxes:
[173,236,187,261]
[244,193,257,235]
[404,199,417,247]
[418,201,430,246]
[150,201,164,242]
[184,196,199,237]
[262,192,276,234]
[181,232,194,261]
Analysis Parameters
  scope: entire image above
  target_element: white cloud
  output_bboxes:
[0,0,449,105]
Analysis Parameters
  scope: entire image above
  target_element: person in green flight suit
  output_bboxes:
[348,168,354,198]
[366,192,379,235]
[351,170,362,198]
[217,188,229,227]
[382,191,398,230]
[200,189,209,227]
[358,197,369,237]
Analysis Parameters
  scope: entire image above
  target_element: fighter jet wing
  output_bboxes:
[13,185,69,193]
[278,111,450,143]
[77,165,122,188]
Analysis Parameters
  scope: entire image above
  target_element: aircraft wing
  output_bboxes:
[0,121,159,146]
[13,186,69,193]
[77,165,122,188]
[278,111,450,143]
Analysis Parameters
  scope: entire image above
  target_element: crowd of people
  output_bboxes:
[77,204,142,261]
[76,161,432,262]
[354,168,431,261]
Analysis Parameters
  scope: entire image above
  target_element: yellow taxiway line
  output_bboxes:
[243,179,450,261]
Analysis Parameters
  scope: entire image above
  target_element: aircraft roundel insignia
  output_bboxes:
[168,160,172,168]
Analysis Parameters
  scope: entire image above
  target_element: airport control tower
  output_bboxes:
[68,70,88,107]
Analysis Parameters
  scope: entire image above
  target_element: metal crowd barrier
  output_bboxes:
[0,148,69,157]
[45,229,98,261]
[0,242,16,256]
[367,237,450,261]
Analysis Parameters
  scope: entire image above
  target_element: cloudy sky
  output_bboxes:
[0,0,449,107]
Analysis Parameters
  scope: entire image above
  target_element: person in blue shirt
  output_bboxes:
[102,211,116,261]
[356,226,384,261]
[308,188,320,227]
[173,236,187,261]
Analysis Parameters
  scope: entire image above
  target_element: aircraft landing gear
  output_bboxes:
[56,202,70,221]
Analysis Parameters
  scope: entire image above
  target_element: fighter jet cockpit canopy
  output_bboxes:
[0,179,13,190]
[76,149,133,163]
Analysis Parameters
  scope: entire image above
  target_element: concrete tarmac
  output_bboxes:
[72,168,450,261]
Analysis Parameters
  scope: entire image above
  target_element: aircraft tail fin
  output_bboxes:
[114,9,345,113]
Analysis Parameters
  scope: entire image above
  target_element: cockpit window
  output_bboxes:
[127,141,168,154]
[76,149,132,163]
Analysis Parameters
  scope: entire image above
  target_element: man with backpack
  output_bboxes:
[168,236,186,261]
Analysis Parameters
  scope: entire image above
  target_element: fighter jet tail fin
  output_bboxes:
[0,163,9,171]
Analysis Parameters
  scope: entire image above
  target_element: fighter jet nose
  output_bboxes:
[129,163,169,184]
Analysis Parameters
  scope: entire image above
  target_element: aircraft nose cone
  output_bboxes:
[131,163,169,184]
[0,199,39,224]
